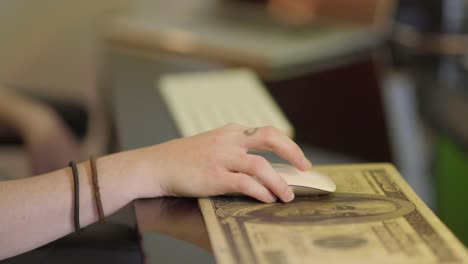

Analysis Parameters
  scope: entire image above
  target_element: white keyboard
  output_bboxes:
[158,69,294,138]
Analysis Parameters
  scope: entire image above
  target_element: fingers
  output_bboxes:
[243,126,312,171]
[226,172,277,203]
[229,154,295,203]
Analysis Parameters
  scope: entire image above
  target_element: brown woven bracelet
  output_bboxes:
[90,155,106,224]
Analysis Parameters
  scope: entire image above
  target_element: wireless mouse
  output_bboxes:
[271,164,336,195]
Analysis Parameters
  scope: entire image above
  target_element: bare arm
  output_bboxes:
[0,123,312,260]
[0,149,150,259]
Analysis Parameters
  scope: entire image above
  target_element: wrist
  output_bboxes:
[118,146,166,200]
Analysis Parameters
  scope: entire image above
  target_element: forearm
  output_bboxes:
[0,149,152,260]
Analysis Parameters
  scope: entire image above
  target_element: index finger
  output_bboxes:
[242,126,312,171]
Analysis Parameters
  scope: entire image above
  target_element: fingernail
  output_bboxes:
[285,188,295,202]
[267,191,277,203]
[269,195,278,203]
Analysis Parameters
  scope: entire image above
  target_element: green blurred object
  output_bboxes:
[435,136,468,246]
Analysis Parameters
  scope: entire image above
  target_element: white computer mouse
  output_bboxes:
[226,164,336,197]
[271,164,336,195]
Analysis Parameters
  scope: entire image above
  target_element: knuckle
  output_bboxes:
[235,176,252,192]
[261,126,279,144]
[249,156,268,174]
[221,173,237,191]
[262,125,277,135]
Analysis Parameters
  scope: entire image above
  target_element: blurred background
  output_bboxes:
[0,0,466,253]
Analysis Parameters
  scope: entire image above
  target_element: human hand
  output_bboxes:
[134,123,312,203]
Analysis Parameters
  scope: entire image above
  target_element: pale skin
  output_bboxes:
[0,123,312,260]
